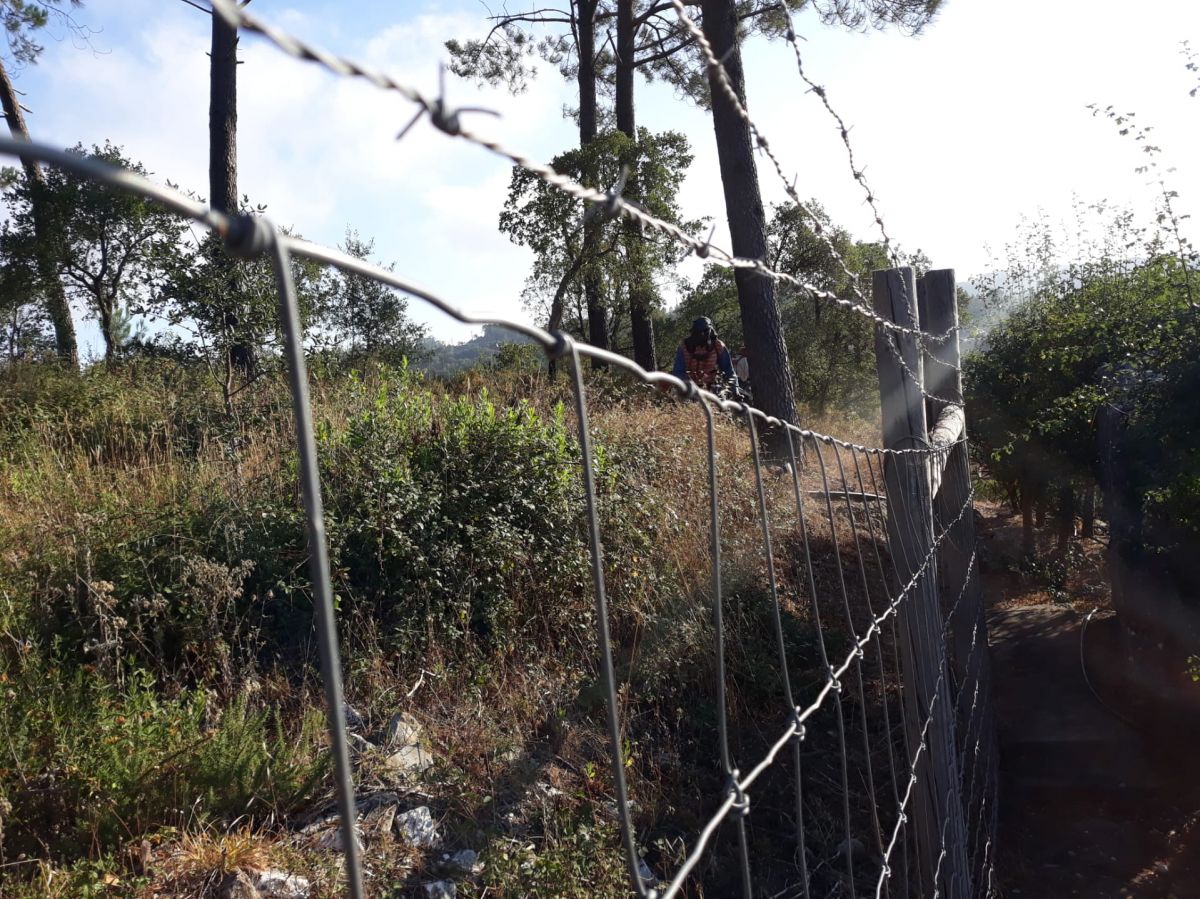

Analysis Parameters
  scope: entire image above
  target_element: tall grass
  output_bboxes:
[0,358,890,897]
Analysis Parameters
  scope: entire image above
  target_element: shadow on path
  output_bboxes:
[985,511,1200,897]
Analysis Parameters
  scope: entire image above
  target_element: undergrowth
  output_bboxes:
[0,359,892,897]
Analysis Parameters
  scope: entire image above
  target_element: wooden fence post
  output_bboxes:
[873,267,971,897]
[918,269,996,891]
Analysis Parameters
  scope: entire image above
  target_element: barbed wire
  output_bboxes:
[210,0,970,415]
[663,0,971,414]
[655,470,977,898]
[666,0,974,400]
[203,0,962,346]
[778,18,898,268]
[0,94,993,896]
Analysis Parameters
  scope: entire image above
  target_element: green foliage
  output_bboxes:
[0,0,84,66]
[0,664,327,860]
[318,372,592,658]
[446,26,536,94]
[0,234,52,360]
[500,128,699,336]
[319,229,427,368]
[1,141,185,361]
[477,810,631,897]
[488,340,544,373]
[418,324,540,376]
[0,357,219,461]
[965,201,1200,586]
[160,214,329,370]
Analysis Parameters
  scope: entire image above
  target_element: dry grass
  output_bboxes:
[0,361,906,897]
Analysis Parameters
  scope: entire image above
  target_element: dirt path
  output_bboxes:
[981,505,1200,898]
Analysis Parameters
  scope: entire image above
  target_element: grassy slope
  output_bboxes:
[0,360,898,898]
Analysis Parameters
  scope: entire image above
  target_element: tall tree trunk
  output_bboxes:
[1020,481,1035,559]
[576,0,608,363]
[616,0,656,371]
[700,0,796,435]
[98,296,115,363]
[210,9,255,377]
[0,59,78,367]
[209,12,238,216]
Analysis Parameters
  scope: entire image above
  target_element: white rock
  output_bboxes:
[384,743,434,775]
[535,782,564,799]
[395,806,441,848]
[423,881,456,899]
[442,848,479,874]
[342,703,366,731]
[382,713,434,775]
[385,712,422,747]
[254,870,311,899]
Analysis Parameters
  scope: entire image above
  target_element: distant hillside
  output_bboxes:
[415,324,538,375]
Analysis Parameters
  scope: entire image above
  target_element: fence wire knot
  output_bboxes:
[726,771,750,818]
[790,709,807,743]
[224,213,274,260]
[545,331,571,361]
[829,669,843,693]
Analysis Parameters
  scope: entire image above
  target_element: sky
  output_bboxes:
[11,0,1200,358]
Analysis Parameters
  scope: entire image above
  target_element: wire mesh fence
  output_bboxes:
[2,2,998,896]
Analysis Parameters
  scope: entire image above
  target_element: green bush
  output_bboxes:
[318,373,593,659]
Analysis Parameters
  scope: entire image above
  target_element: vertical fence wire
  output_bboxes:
[264,225,365,899]
[0,137,998,899]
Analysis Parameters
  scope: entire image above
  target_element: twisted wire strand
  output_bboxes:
[0,135,993,899]
[861,448,920,890]
[806,440,868,895]
[777,15,898,268]
[657,481,976,899]
[847,447,910,894]
[205,0,959,344]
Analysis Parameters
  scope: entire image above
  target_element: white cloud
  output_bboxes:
[9,0,1200,356]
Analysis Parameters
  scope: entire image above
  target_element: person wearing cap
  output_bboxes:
[672,317,740,396]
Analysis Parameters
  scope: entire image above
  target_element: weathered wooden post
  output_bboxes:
[873,267,971,897]
[918,270,996,890]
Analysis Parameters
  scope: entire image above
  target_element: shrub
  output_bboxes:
[318,373,594,660]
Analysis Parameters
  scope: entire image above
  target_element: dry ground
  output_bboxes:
[982,502,1200,898]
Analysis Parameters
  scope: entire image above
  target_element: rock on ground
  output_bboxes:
[439,848,479,874]
[255,870,311,899]
[383,712,434,775]
[396,806,441,849]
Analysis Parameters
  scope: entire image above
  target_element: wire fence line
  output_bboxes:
[203,0,958,348]
[1,135,996,897]
[206,0,967,414]
[4,5,998,893]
